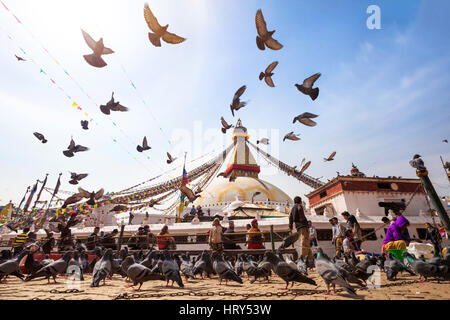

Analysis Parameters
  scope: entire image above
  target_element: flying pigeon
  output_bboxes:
[68,172,88,185]
[100,92,128,115]
[63,138,89,157]
[221,117,233,134]
[33,132,47,144]
[293,112,319,127]
[409,154,426,171]
[259,61,278,87]
[212,252,243,285]
[80,120,89,130]
[143,3,185,47]
[255,9,283,51]
[299,161,311,175]
[136,136,151,152]
[61,192,84,209]
[443,139,448,143]
[295,73,321,101]
[91,249,113,287]
[166,152,177,164]
[264,252,316,290]
[15,54,26,62]
[230,85,247,117]
[283,132,300,142]
[180,185,200,203]
[257,138,269,145]
[81,29,114,68]
[78,187,104,206]
[324,151,336,162]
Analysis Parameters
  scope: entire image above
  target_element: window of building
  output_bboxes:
[416,228,427,240]
[361,228,377,241]
[316,229,332,241]
[319,191,327,198]
[377,183,391,190]
[314,206,326,216]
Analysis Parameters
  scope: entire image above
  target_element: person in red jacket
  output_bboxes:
[247,219,265,250]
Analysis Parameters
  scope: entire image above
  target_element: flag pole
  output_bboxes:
[177,152,187,223]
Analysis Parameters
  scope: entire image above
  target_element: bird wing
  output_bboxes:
[255,9,268,37]
[234,85,246,100]
[81,29,97,51]
[109,103,128,112]
[265,37,283,50]
[94,188,104,200]
[74,145,89,152]
[220,117,229,128]
[299,161,311,175]
[162,31,186,44]
[299,118,317,127]
[68,138,76,150]
[301,112,319,118]
[142,136,148,148]
[329,151,336,160]
[143,3,162,32]
[167,152,173,162]
[102,47,114,55]
[265,61,278,73]
[303,73,321,88]
[78,187,91,198]
[264,76,275,87]
[33,132,43,140]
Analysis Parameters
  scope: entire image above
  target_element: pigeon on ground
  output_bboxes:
[409,154,426,171]
[143,3,185,47]
[77,187,104,206]
[180,253,195,280]
[25,252,71,283]
[137,136,151,152]
[166,152,177,164]
[230,85,247,117]
[295,256,308,275]
[193,250,215,279]
[221,117,233,134]
[100,92,128,115]
[33,132,47,144]
[212,252,243,285]
[265,252,316,290]
[255,9,283,51]
[295,73,321,101]
[324,151,337,162]
[234,254,245,276]
[63,138,89,157]
[15,54,26,61]
[23,250,43,275]
[81,29,114,68]
[126,260,165,291]
[69,172,88,185]
[333,258,365,287]
[259,61,278,87]
[79,251,89,272]
[314,249,356,295]
[162,251,184,287]
[0,251,27,281]
[91,248,113,287]
[283,132,300,142]
[256,138,269,145]
[402,252,448,282]
[384,252,415,281]
[248,255,273,283]
[278,232,299,250]
[299,161,311,175]
[41,254,54,268]
[80,120,89,130]
[121,255,135,276]
[0,250,12,265]
[293,112,319,127]
[67,251,84,281]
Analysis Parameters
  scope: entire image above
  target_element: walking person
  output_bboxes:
[288,196,312,260]
[341,211,363,251]
[308,220,318,247]
[329,217,345,258]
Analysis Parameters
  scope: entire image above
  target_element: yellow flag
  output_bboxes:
[0,203,13,218]
[72,102,78,107]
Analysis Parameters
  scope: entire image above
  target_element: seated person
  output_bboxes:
[247,219,265,250]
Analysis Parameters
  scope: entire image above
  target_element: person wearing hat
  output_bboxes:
[289,196,311,260]
[329,217,345,258]
[247,219,265,250]
[208,218,223,252]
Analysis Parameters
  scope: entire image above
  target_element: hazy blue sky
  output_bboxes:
[0,0,449,206]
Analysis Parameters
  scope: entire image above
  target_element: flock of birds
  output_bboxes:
[1,243,450,295]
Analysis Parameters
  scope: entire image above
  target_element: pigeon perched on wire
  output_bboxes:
[136,136,151,152]
[283,132,300,142]
[295,73,321,101]
[81,29,114,68]
[15,54,26,62]
[33,132,47,144]
[409,154,426,171]
[80,120,89,130]
[259,61,278,87]
[257,138,269,145]
[324,151,336,162]
[63,138,89,157]
[230,85,247,117]
[69,172,88,185]
[143,3,186,47]
[255,9,283,51]
[293,112,319,127]
[166,152,177,164]
[221,117,233,134]
[100,92,128,115]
